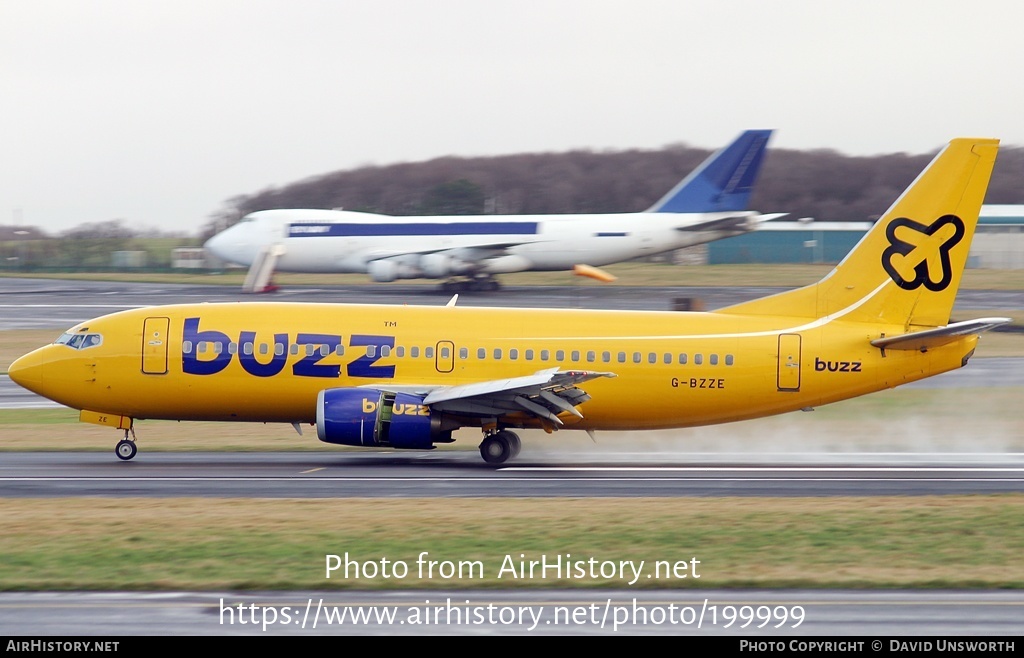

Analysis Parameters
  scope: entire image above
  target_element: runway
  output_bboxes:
[1,276,1023,330]
[2,589,1022,636]
[1,451,1023,497]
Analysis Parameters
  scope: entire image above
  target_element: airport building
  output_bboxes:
[706,205,1024,268]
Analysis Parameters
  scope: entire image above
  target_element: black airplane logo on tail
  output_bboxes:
[881,215,965,291]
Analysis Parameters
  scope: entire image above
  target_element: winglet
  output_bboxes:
[446,294,459,307]
[647,129,773,214]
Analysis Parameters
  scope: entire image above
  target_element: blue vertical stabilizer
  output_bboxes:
[647,129,773,213]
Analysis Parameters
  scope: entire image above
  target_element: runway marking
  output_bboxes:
[0,304,148,308]
[2,477,1024,483]
[506,466,1024,472]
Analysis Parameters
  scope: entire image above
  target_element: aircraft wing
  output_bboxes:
[362,242,522,261]
[870,318,1011,351]
[370,368,616,426]
[674,212,787,233]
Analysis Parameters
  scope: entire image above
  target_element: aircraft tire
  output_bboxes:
[479,433,512,464]
[506,431,521,458]
[115,439,137,461]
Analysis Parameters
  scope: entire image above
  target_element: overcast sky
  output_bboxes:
[3,0,1023,234]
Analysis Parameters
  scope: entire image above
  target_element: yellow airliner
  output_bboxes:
[8,137,1009,464]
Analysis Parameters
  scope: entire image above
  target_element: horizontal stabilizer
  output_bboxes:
[870,318,1011,351]
[674,212,786,233]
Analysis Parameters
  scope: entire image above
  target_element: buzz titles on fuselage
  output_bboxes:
[180,317,397,379]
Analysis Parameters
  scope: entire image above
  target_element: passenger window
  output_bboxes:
[380,345,391,357]
[411,347,420,358]
[459,348,468,359]
[243,343,254,356]
[556,350,565,361]
[602,351,610,363]
[633,352,641,363]
[366,345,376,358]
[182,340,193,354]
[395,346,404,358]
[425,347,434,358]
[441,347,450,359]
[571,350,580,362]
[694,354,703,365]
[586,351,595,362]
[525,349,534,361]
[290,344,299,355]
[726,354,734,366]
[478,348,486,359]
[663,353,671,364]
[261,343,270,355]
[541,350,550,361]
[647,353,656,364]
[335,344,345,356]
[710,354,719,365]
[213,342,223,354]
[198,342,207,354]
[493,348,502,360]
[618,352,626,363]
[276,344,285,356]
[228,342,238,355]
[320,345,330,357]
[678,353,687,364]
[509,349,518,360]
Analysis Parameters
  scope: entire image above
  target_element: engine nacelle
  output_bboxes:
[316,388,450,449]
[366,260,398,282]
[420,253,474,278]
[366,260,421,282]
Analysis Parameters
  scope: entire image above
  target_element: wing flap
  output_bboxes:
[420,368,616,424]
[870,318,1011,351]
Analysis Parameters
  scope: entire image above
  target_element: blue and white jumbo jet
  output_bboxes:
[204,130,778,292]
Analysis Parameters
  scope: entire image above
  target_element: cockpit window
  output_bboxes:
[54,332,103,350]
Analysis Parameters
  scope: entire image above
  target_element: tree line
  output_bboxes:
[205,143,1024,238]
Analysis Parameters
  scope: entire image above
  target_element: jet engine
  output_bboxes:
[419,253,475,278]
[366,260,420,282]
[316,388,455,449]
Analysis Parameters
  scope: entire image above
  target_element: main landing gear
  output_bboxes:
[115,427,138,461]
[479,430,521,465]
[440,276,501,293]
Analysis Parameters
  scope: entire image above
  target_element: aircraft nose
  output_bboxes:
[204,227,250,265]
[203,232,229,260]
[8,350,44,392]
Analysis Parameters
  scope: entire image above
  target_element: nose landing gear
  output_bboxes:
[115,426,138,461]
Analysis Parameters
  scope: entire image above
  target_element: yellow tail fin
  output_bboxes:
[719,138,999,328]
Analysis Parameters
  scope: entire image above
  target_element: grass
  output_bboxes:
[1,496,1022,590]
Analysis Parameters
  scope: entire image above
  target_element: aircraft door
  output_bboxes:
[142,317,171,375]
[435,341,455,373]
[777,333,801,391]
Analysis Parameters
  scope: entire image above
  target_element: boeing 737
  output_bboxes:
[9,137,1007,464]
[203,130,777,292]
